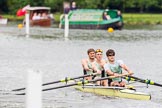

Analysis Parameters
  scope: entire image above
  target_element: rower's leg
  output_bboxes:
[111,81,120,86]
[101,80,108,86]
[119,81,126,87]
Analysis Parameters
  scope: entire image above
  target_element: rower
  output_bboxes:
[93,49,108,86]
[104,49,133,87]
[81,48,96,80]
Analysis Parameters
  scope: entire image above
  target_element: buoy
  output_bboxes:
[107,27,114,33]
[18,24,23,29]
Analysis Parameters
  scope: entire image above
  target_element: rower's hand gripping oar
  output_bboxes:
[16,74,129,95]
[124,76,162,87]
[12,73,98,92]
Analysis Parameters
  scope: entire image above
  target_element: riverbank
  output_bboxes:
[2,13,162,25]
[123,13,162,25]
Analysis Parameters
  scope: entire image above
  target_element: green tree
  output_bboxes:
[1,0,162,14]
[134,0,159,13]
[0,0,8,13]
[44,0,64,12]
[7,0,30,14]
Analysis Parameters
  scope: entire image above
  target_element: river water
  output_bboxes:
[0,25,162,108]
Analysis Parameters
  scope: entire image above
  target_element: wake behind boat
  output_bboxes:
[73,84,151,100]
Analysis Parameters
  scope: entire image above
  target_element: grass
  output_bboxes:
[2,14,25,21]
[2,13,162,25]
[123,13,162,25]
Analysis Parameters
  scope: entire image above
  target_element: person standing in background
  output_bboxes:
[70,1,77,10]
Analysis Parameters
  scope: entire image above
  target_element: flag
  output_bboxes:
[16,5,30,17]
[16,9,25,16]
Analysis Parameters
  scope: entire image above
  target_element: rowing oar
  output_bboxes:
[16,74,128,95]
[12,73,98,92]
[124,76,162,87]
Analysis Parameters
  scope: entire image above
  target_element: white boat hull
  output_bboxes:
[0,18,8,25]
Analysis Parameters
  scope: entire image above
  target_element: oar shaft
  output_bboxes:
[42,76,122,92]
[12,88,25,91]
[43,83,77,91]
[43,73,97,86]
[15,74,129,95]
[12,73,98,91]
[125,76,162,87]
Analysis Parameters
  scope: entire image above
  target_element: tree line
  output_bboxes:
[1,0,162,14]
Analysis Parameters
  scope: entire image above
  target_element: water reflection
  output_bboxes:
[1,26,162,42]
[124,24,162,30]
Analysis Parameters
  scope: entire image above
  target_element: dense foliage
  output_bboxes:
[1,0,162,14]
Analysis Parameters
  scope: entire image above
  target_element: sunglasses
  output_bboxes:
[95,49,103,53]
[108,54,115,56]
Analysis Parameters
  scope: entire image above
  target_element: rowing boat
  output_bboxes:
[73,84,151,100]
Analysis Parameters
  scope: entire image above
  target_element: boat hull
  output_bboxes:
[0,18,8,25]
[62,21,123,30]
[74,85,151,100]
[30,19,51,27]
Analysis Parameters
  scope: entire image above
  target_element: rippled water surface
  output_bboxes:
[0,25,162,108]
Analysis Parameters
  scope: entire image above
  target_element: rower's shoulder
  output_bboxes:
[81,58,89,64]
[81,58,88,61]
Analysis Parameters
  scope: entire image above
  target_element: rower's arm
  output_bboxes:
[104,64,116,76]
[105,69,115,76]
[120,64,134,75]
[91,63,101,74]
[81,59,92,71]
